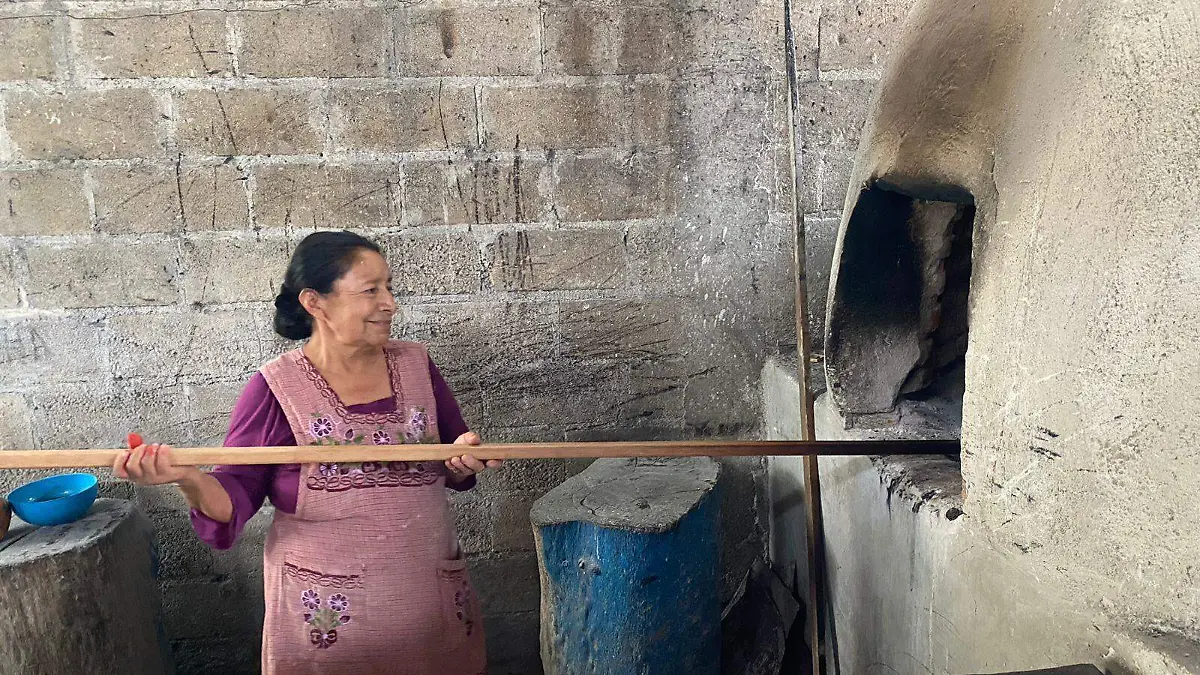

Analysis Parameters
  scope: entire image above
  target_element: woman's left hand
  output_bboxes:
[445,431,502,483]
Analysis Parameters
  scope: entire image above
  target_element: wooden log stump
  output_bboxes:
[532,457,722,675]
[0,498,174,675]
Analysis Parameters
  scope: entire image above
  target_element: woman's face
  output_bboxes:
[307,250,396,348]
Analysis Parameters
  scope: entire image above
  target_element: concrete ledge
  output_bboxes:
[762,354,962,516]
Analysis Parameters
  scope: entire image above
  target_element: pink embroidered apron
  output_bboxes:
[258,340,487,675]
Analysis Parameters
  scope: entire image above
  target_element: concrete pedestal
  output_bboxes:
[532,457,721,675]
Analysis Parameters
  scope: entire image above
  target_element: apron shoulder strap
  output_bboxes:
[260,348,332,444]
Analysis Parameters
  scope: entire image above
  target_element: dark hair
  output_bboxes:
[273,230,383,340]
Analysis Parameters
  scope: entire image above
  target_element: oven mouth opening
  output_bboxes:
[824,181,975,446]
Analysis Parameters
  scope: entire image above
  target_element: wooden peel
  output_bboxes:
[0,439,959,470]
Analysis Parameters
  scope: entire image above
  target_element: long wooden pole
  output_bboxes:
[0,440,959,470]
[784,0,830,672]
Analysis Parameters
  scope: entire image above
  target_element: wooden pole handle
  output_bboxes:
[0,440,959,469]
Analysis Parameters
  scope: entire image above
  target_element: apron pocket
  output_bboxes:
[280,559,367,653]
[436,557,480,642]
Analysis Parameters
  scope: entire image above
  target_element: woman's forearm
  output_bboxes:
[177,470,235,523]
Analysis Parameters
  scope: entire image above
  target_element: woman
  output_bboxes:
[116,231,499,675]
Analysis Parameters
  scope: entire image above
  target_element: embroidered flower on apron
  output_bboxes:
[302,589,352,649]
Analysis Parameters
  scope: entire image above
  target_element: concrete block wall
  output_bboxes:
[0,0,906,672]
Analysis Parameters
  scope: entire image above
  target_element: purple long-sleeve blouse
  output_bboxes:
[190,359,472,549]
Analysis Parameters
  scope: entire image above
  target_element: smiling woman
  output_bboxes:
[273,232,395,345]
[114,230,500,675]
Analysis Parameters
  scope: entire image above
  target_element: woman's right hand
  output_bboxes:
[113,435,233,523]
[114,442,199,486]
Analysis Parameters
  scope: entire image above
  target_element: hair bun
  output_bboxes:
[274,288,301,309]
[272,286,312,340]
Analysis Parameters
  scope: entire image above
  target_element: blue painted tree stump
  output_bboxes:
[532,457,722,675]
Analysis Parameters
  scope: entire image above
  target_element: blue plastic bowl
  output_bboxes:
[7,473,98,526]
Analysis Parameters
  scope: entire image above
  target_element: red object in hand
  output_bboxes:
[127,433,144,450]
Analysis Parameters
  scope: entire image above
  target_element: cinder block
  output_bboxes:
[400,162,451,227]
[679,0,784,75]
[332,84,476,153]
[181,234,290,305]
[449,494,496,555]
[482,83,644,150]
[0,468,62,496]
[446,157,548,224]
[239,8,387,78]
[817,0,915,74]
[169,637,262,675]
[559,299,683,360]
[554,152,677,221]
[482,611,542,675]
[789,1,821,81]
[538,0,671,6]
[490,229,625,291]
[187,379,248,446]
[794,80,876,147]
[548,360,686,436]
[381,231,481,296]
[473,458,571,497]
[92,166,179,234]
[176,89,323,157]
[482,358,630,429]
[435,370,485,429]
[543,7,679,75]
[130,482,189,515]
[624,358,688,424]
[676,72,780,193]
[490,493,536,552]
[0,169,90,236]
[0,246,17,308]
[395,6,539,77]
[0,315,109,388]
[74,12,231,78]
[24,239,179,308]
[109,309,266,381]
[93,164,249,234]
[478,425,562,443]
[803,214,839,345]
[469,554,541,615]
[254,164,399,230]
[967,667,1103,675]
[0,393,33,450]
[404,158,547,226]
[4,90,163,160]
[161,578,262,641]
[148,508,222,580]
[682,356,759,432]
[398,300,559,372]
[800,145,856,213]
[624,219,676,286]
[629,80,675,144]
[180,164,251,231]
[29,381,191,449]
[0,17,57,81]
